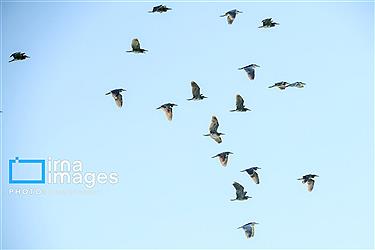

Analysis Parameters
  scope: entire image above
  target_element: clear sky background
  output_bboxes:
[1,1,374,249]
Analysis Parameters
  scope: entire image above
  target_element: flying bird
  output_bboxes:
[157,103,177,121]
[230,94,251,112]
[298,174,319,192]
[220,9,242,24]
[241,167,261,184]
[126,38,148,53]
[212,152,233,167]
[268,81,289,90]
[238,222,259,238]
[105,89,126,108]
[187,81,207,101]
[287,81,306,88]
[231,182,251,201]
[9,52,29,63]
[238,64,260,80]
[148,5,171,13]
[258,18,279,28]
[204,116,225,143]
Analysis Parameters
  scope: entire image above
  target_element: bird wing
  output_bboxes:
[233,182,244,193]
[211,133,222,144]
[236,95,245,110]
[131,39,141,50]
[164,107,173,121]
[219,154,228,166]
[306,179,315,192]
[114,93,123,108]
[244,67,255,80]
[227,12,236,24]
[251,171,260,184]
[209,116,219,133]
[262,18,272,25]
[244,225,254,238]
[191,81,201,98]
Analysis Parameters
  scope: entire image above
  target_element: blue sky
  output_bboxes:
[1,1,374,249]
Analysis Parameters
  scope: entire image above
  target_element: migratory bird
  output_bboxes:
[220,9,242,24]
[187,81,207,101]
[105,89,126,108]
[298,174,319,192]
[287,82,306,88]
[148,5,171,13]
[241,167,261,184]
[231,182,251,201]
[126,38,148,53]
[238,222,259,238]
[212,151,233,167]
[258,18,279,28]
[268,81,289,90]
[157,103,177,121]
[230,94,251,112]
[9,52,29,63]
[204,116,225,144]
[238,64,260,80]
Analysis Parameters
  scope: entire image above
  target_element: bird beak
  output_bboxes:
[238,10,243,13]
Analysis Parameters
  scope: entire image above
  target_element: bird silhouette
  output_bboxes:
[298,174,319,192]
[204,116,225,143]
[258,18,279,28]
[230,94,251,112]
[148,5,171,13]
[126,38,148,53]
[220,9,242,24]
[268,81,290,90]
[212,152,233,167]
[237,222,259,238]
[241,167,261,184]
[9,52,29,63]
[157,103,177,121]
[187,81,207,101]
[238,64,260,80]
[287,81,306,88]
[231,182,251,201]
[105,89,126,108]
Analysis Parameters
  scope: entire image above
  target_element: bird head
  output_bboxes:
[235,10,243,13]
[250,64,260,68]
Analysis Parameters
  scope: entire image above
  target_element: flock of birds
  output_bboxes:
[8,4,319,240]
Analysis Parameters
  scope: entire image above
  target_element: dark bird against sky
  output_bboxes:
[238,64,260,80]
[238,222,259,239]
[126,38,148,53]
[204,116,225,144]
[187,81,207,101]
[212,151,233,167]
[220,9,242,24]
[157,103,178,121]
[231,182,251,201]
[148,5,171,13]
[241,167,261,184]
[105,89,126,108]
[9,52,29,63]
[230,94,251,112]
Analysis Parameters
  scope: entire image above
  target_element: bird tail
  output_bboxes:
[229,109,236,112]
[187,97,194,101]
[126,50,132,53]
[258,26,265,28]
[203,134,210,136]
[230,199,237,201]
[220,14,226,17]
